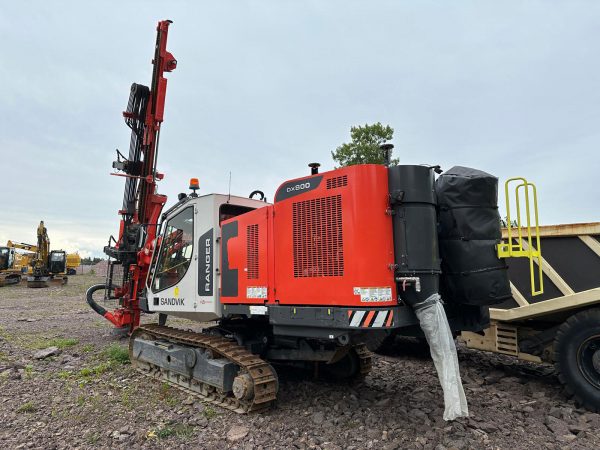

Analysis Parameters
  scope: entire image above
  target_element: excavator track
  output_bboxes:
[130,324,278,414]
[0,273,21,287]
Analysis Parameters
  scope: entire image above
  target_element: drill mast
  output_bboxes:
[102,20,177,330]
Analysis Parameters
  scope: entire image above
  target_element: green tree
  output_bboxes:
[332,122,397,167]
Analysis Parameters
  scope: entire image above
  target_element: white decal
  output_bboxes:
[249,305,268,315]
[204,237,211,292]
[353,287,392,303]
[246,286,268,299]
[160,298,185,306]
[286,181,311,193]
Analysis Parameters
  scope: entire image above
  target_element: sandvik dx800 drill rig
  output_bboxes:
[88,21,515,416]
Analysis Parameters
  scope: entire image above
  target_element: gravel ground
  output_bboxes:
[1,273,599,449]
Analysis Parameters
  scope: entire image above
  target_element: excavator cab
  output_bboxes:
[0,247,22,287]
[0,247,12,271]
[49,250,67,274]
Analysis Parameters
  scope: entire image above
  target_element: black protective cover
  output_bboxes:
[436,166,511,306]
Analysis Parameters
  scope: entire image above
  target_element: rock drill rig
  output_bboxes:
[88,21,515,418]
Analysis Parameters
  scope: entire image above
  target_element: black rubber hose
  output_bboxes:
[86,284,107,316]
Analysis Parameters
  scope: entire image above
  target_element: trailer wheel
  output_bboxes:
[554,308,600,412]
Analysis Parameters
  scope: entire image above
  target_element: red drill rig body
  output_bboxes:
[88,21,511,413]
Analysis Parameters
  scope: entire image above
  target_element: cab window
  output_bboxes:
[0,248,9,270]
[152,207,194,292]
[51,252,64,262]
[219,204,254,224]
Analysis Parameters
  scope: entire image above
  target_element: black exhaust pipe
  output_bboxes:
[388,165,441,307]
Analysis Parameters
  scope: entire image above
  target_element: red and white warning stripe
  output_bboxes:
[347,309,394,328]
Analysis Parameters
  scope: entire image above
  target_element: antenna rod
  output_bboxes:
[228,171,232,202]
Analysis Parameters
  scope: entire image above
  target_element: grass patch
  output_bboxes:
[46,337,79,349]
[0,326,11,341]
[172,423,195,438]
[77,394,86,407]
[24,365,34,378]
[86,432,100,445]
[151,423,195,440]
[78,362,111,379]
[28,337,79,350]
[121,389,133,409]
[81,344,94,353]
[203,405,217,419]
[157,426,175,439]
[17,401,36,413]
[56,345,128,384]
[158,382,180,407]
[58,370,71,379]
[101,344,129,364]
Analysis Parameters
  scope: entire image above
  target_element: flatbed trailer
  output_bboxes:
[461,222,600,411]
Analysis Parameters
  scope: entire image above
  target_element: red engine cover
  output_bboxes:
[221,164,397,307]
[221,205,273,304]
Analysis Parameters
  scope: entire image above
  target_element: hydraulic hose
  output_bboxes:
[86,284,108,316]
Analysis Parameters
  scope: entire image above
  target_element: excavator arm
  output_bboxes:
[6,241,37,252]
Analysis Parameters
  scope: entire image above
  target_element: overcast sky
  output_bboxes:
[1,1,599,257]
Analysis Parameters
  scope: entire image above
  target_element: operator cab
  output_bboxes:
[146,192,268,322]
[0,247,14,271]
[49,250,67,274]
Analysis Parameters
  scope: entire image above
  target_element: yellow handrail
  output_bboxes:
[498,177,543,296]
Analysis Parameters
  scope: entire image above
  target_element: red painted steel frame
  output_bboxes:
[105,20,176,331]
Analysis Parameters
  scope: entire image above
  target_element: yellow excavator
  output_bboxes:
[6,241,80,276]
[1,223,77,288]
[6,241,36,274]
[0,241,37,286]
[1,240,34,286]
[27,221,68,288]
[0,247,26,286]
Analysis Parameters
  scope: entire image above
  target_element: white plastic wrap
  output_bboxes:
[414,294,469,421]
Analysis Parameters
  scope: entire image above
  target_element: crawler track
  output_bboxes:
[0,273,21,287]
[129,324,278,413]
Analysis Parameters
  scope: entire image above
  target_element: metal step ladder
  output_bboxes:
[497,177,544,296]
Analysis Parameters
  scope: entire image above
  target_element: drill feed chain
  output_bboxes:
[130,324,278,413]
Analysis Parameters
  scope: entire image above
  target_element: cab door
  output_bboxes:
[148,205,196,312]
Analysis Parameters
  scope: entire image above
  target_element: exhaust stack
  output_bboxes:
[388,165,468,421]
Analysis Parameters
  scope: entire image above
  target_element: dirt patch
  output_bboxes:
[1,274,599,449]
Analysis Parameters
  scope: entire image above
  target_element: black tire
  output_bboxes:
[554,308,600,412]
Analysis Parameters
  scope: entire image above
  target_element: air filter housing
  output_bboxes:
[436,166,512,306]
